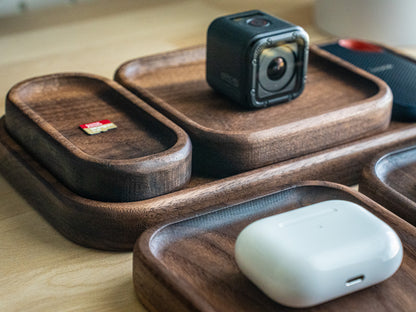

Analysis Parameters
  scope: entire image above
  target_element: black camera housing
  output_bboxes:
[206,10,309,108]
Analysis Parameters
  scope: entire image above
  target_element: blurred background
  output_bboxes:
[1,0,415,121]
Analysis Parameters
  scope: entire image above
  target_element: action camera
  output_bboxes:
[206,10,309,108]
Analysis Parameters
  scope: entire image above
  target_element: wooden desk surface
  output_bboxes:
[0,1,415,311]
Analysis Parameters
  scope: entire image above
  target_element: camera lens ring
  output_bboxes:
[258,45,296,92]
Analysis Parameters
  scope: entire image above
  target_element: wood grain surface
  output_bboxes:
[1,0,415,311]
[2,117,416,251]
[115,45,392,176]
[134,181,416,312]
[360,144,416,226]
[5,73,192,202]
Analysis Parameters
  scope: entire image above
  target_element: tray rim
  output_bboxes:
[360,143,416,224]
[114,44,393,143]
[134,180,416,312]
[6,72,191,168]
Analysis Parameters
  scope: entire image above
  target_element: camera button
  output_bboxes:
[247,17,270,27]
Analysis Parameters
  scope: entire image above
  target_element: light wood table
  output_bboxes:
[0,1,415,311]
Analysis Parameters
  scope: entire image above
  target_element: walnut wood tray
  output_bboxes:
[115,45,392,176]
[5,73,192,202]
[1,117,416,250]
[133,181,416,312]
[360,144,416,226]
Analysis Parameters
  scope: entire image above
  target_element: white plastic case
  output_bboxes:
[234,200,403,308]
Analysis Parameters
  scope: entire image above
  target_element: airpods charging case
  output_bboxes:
[235,200,403,308]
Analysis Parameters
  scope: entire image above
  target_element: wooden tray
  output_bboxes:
[115,45,392,176]
[2,117,416,250]
[5,73,192,202]
[360,144,416,226]
[133,181,416,312]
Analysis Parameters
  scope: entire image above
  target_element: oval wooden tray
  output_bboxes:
[1,118,416,250]
[133,181,416,312]
[115,45,392,176]
[360,144,416,226]
[5,73,192,202]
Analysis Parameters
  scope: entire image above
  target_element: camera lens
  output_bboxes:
[258,44,297,93]
[267,57,287,80]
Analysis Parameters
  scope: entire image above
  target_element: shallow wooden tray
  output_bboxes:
[1,118,416,250]
[360,144,416,226]
[115,45,392,176]
[5,73,192,202]
[133,181,416,312]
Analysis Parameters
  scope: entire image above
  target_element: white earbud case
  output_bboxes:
[235,200,403,308]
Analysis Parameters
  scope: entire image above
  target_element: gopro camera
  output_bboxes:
[206,10,309,108]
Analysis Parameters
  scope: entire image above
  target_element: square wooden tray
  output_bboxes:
[1,117,416,250]
[360,143,416,226]
[133,181,416,312]
[115,45,392,176]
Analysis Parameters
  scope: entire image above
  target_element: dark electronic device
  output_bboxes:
[206,10,309,108]
[321,39,416,121]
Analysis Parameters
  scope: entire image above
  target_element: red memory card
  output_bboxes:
[79,119,117,135]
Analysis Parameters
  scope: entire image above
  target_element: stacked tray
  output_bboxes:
[115,45,392,176]
[4,73,192,203]
[0,45,415,251]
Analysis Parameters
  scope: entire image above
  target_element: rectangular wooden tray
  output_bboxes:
[5,73,192,202]
[1,117,416,250]
[133,181,416,312]
[360,144,416,226]
[115,45,392,176]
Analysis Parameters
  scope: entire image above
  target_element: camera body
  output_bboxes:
[206,10,309,108]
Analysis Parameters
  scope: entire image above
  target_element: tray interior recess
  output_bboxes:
[360,144,416,225]
[115,45,392,176]
[9,74,177,159]
[119,47,379,131]
[134,182,416,312]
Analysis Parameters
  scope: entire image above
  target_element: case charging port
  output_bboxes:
[345,275,365,287]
